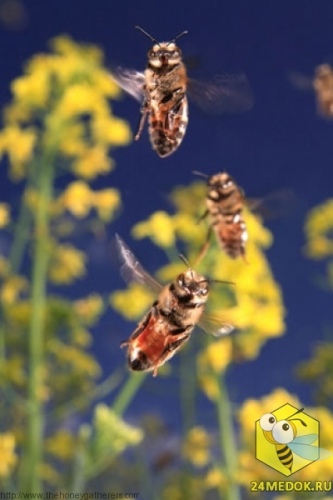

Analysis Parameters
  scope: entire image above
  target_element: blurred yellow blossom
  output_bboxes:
[110,283,154,321]
[132,211,176,248]
[73,294,104,326]
[182,426,212,467]
[197,338,233,400]
[92,112,132,146]
[0,433,17,477]
[11,56,50,108]
[91,188,120,222]
[0,125,36,179]
[48,244,86,284]
[61,181,93,218]
[304,198,333,259]
[1,35,131,180]
[72,146,112,179]
[91,404,143,459]
[0,202,10,227]
[205,467,228,494]
[45,430,76,461]
[59,182,121,222]
[48,339,101,379]
[0,275,28,306]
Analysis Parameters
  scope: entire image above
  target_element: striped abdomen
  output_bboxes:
[275,444,293,471]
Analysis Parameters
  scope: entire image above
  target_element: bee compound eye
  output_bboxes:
[272,420,294,444]
[259,413,276,431]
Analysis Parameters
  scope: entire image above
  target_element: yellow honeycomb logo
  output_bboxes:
[255,403,320,476]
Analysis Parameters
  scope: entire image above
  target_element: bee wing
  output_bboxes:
[115,234,162,294]
[110,67,145,102]
[198,312,234,338]
[288,70,313,91]
[187,73,254,115]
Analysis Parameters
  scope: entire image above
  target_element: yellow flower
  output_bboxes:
[205,467,227,490]
[48,244,86,284]
[304,199,333,259]
[92,404,143,458]
[198,337,232,374]
[0,125,36,179]
[92,112,132,146]
[110,283,154,321]
[73,294,104,325]
[92,188,121,221]
[0,275,27,306]
[61,181,93,218]
[56,83,104,119]
[0,433,17,477]
[72,145,112,179]
[182,426,212,467]
[45,430,76,461]
[0,203,10,227]
[11,56,50,108]
[132,211,176,248]
[48,339,101,378]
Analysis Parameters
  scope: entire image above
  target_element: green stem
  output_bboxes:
[179,340,196,433]
[112,372,146,415]
[20,151,55,493]
[9,188,32,275]
[215,372,241,500]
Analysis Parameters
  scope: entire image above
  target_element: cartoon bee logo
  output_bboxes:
[259,406,331,474]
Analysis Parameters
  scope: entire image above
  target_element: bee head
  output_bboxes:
[174,269,209,303]
[148,42,182,68]
[207,172,235,201]
[135,26,188,68]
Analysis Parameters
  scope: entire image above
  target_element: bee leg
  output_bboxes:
[195,209,209,225]
[195,226,213,266]
[135,104,149,140]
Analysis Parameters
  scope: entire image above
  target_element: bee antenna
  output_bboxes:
[211,279,235,286]
[169,30,189,45]
[135,26,160,46]
[179,253,190,268]
[192,170,209,179]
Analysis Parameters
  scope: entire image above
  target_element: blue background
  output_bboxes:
[1,0,333,425]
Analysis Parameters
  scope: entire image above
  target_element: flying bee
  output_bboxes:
[111,26,253,158]
[260,407,331,473]
[289,64,333,119]
[194,171,248,261]
[115,234,234,377]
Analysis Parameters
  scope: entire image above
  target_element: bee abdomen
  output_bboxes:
[149,98,188,158]
[276,444,293,471]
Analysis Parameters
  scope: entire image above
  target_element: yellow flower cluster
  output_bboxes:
[304,198,333,259]
[0,433,17,477]
[0,259,28,307]
[0,202,10,227]
[296,342,333,404]
[73,294,104,326]
[110,283,155,321]
[48,338,101,379]
[45,429,76,461]
[48,243,86,284]
[182,426,212,467]
[59,181,121,222]
[0,35,131,180]
[89,404,143,464]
